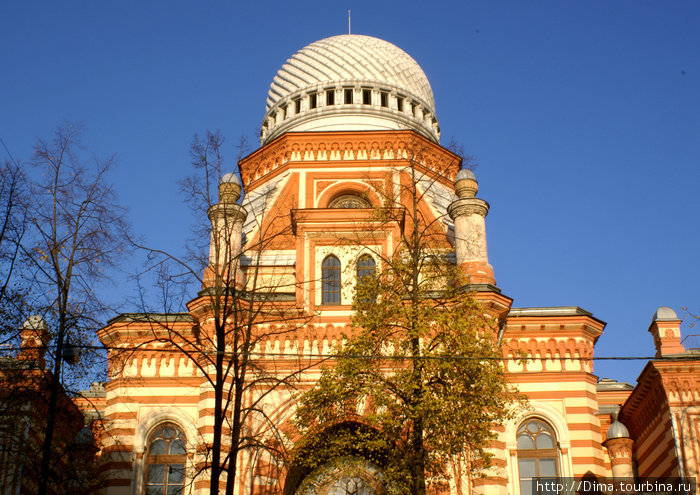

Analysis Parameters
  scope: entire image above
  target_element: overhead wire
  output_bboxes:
[3,343,700,362]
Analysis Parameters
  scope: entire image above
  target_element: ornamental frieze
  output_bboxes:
[240,131,461,186]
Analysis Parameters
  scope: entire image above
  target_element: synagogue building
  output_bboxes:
[59,35,700,494]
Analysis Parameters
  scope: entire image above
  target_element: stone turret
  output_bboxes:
[447,169,496,285]
[648,306,685,357]
[603,411,635,481]
[18,315,50,368]
[205,173,248,287]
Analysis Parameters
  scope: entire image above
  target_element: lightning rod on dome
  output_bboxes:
[348,10,351,35]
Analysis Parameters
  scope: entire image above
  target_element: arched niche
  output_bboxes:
[131,408,198,495]
[504,402,574,495]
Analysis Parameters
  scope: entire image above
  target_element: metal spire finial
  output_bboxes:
[348,10,351,34]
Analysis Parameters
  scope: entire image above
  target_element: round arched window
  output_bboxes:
[329,194,370,209]
[145,423,187,495]
[516,418,559,494]
[294,456,383,495]
[327,475,376,494]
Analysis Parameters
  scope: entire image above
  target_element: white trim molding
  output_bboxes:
[131,408,199,495]
[504,402,573,495]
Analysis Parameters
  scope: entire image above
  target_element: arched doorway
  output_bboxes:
[283,422,389,495]
[294,456,384,495]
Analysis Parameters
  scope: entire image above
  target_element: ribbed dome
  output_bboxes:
[267,35,435,111]
[261,35,440,144]
[607,419,630,439]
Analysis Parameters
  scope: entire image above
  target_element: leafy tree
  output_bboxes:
[294,146,521,495]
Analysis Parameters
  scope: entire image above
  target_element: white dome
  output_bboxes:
[261,35,440,144]
[456,169,476,181]
[221,172,241,186]
[653,306,678,321]
[607,419,630,439]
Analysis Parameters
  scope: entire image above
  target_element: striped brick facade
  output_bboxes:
[83,34,700,495]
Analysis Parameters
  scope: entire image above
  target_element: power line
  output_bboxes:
[0,136,20,167]
[4,344,700,362]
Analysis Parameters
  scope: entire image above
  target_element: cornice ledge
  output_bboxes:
[448,198,489,219]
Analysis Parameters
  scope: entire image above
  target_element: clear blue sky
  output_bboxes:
[2,1,698,384]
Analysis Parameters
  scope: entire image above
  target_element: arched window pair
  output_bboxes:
[145,423,186,495]
[321,254,376,305]
[517,418,559,495]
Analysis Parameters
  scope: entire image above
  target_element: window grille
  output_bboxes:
[517,418,559,495]
[322,255,341,304]
[145,424,186,495]
[329,195,370,209]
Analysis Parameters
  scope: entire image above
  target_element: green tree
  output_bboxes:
[294,149,521,494]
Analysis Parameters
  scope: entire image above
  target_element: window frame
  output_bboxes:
[516,417,560,495]
[396,95,404,112]
[356,254,376,282]
[144,423,187,495]
[328,194,370,209]
[344,88,354,104]
[321,255,342,305]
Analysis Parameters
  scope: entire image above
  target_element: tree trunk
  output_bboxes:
[210,339,225,495]
[224,377,244,495]
[411,416,426,495]
[37,321,65,495]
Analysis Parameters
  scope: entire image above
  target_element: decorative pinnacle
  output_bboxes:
[454,168,478,199]
[219,173,242,203]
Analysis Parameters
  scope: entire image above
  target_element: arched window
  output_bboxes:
[356,255,376,303]
[329,194,370,209]
[328,475,376,494]
[322,255,341,304]
[517,418,558,494]
[293,455,383,495]
[145,423,186,495]
[356,254,376,282]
